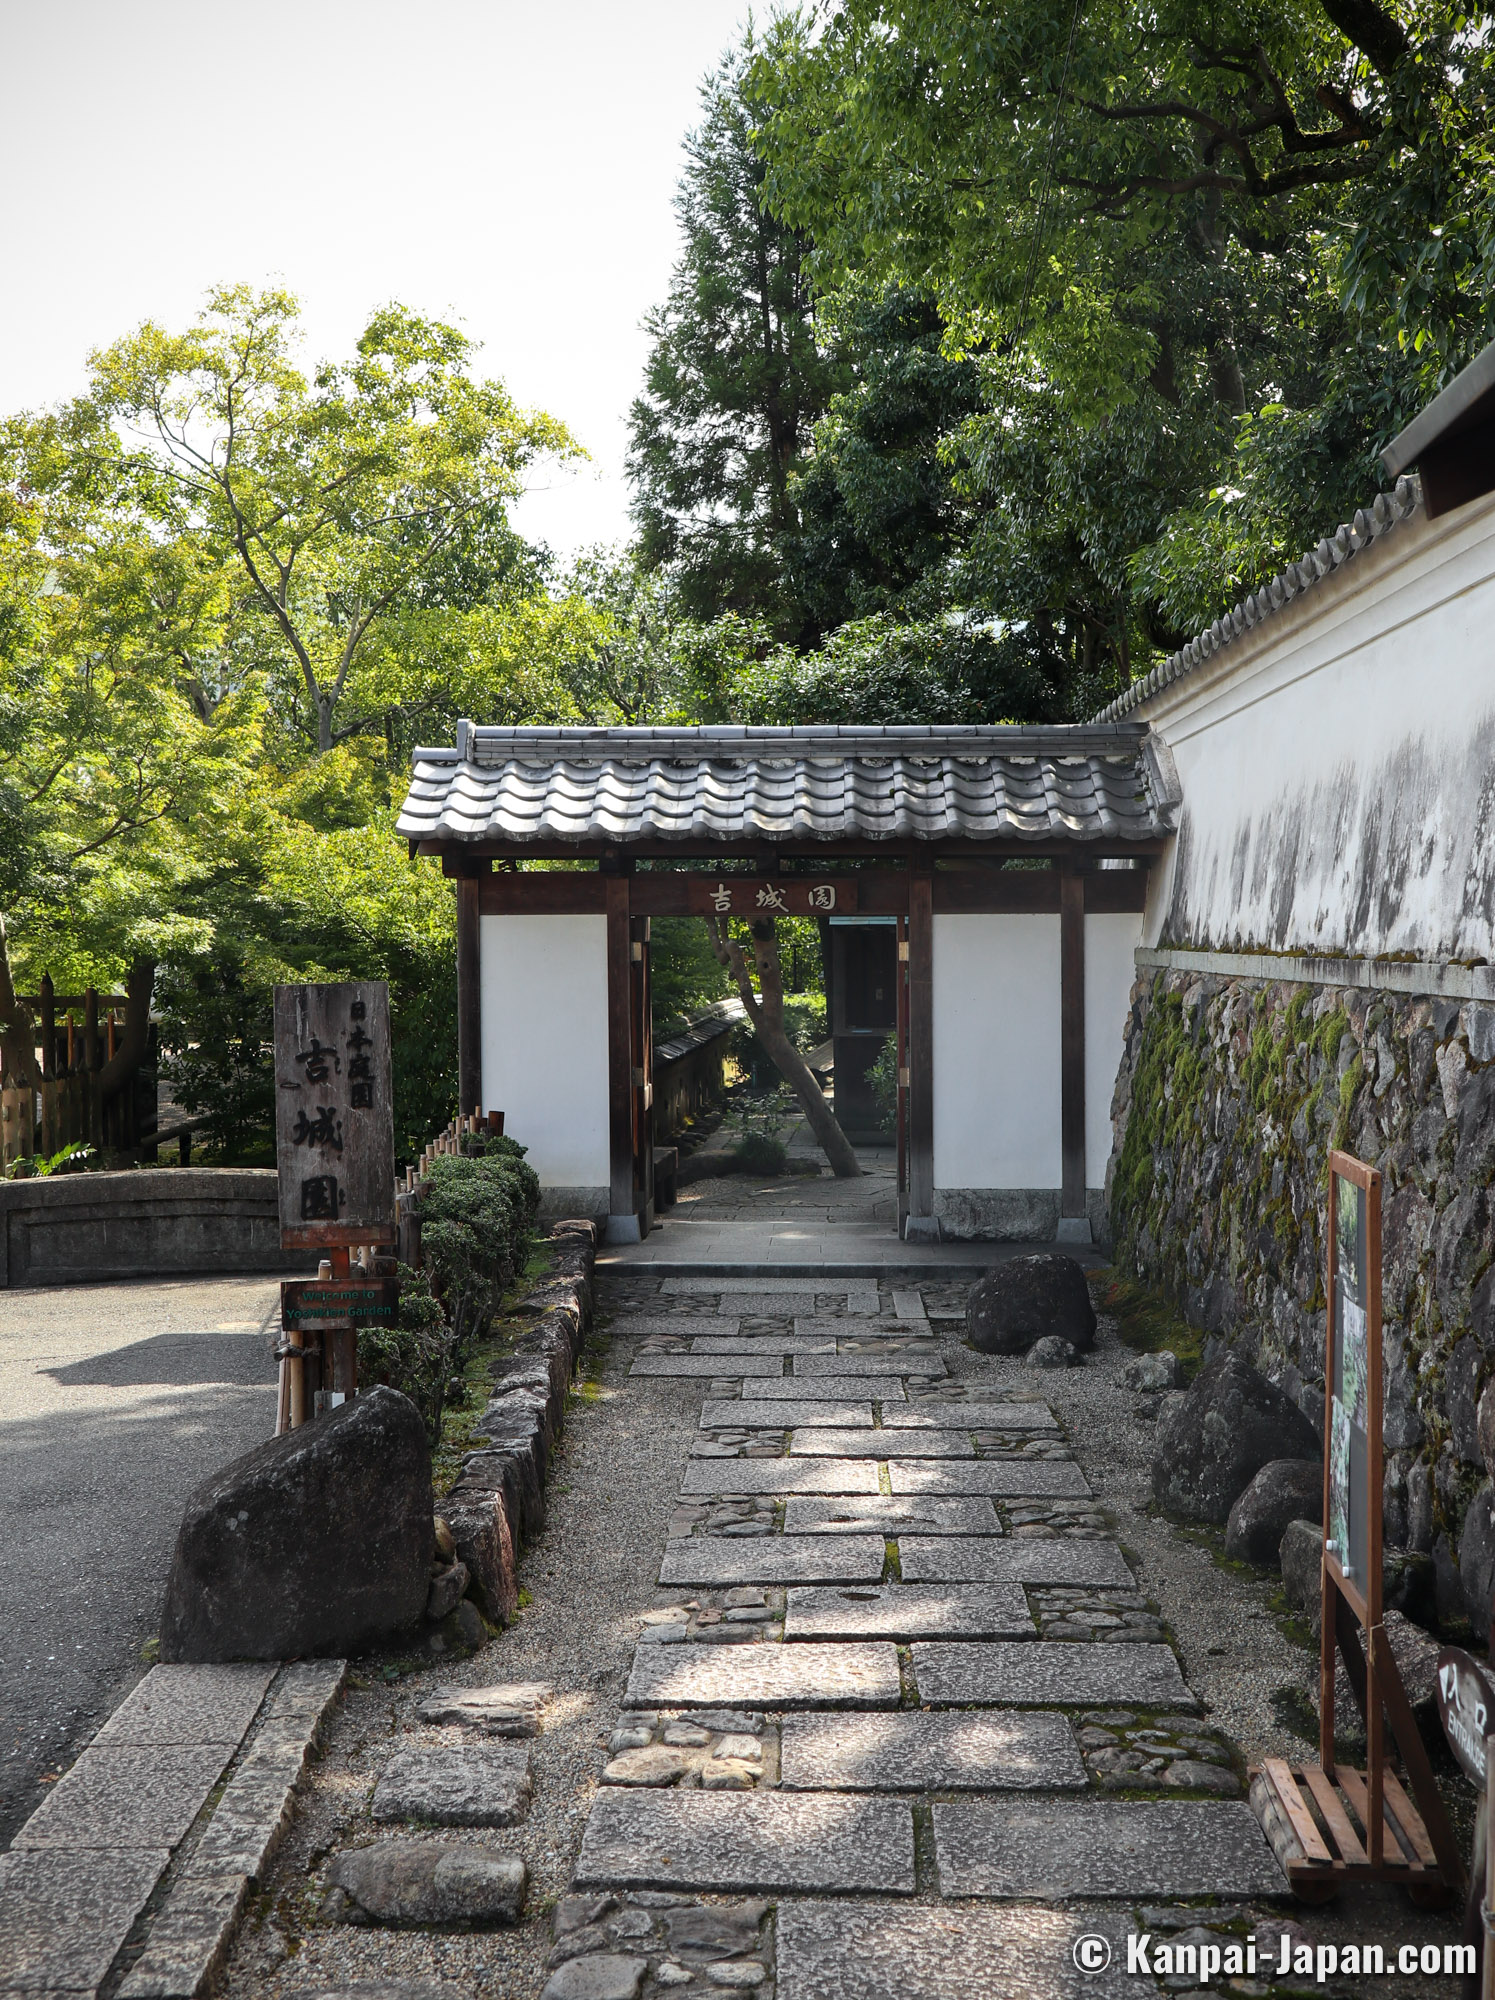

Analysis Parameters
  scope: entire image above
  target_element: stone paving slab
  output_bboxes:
[783,1496,1000,1537]
[575,1791,914,1894]
[608,1316,743,1340]
[630,1353,784,1378]
[884,1402,1058,1430]
[785,1583,1034,1641]
[795,1352,945,1377]
[91,1663,277,1747]
[665,1279,879,1311]
[626,1640,901,1710]
[790,1429,973,1457]
[702,1402,872,1432]
[888,1460,1092,1498]
[900,1539,1133,1586]
[370,1743,532,1826]
[891,1290,926,1319]
[691,1335,837,1354]
[912,1642,1194,1709]
[117,1869,248,2000]
[725,1373,904,1400]
[775,1900,1154,2000]
[932,1799,1285,1899]
[11,1742,233,1851]
[679,1460,883,1497]
[716,1293,819,1316]
[779,1710,1087,1792]
[0,1844,172,1992]
[188,1752,303,1880]
[658,1536,887,1588]
[795,1319,932,1339]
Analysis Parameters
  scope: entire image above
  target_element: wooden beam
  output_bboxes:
[1060,863,1086,1220]
[475,865,1147,919]
[456,876,482,1116]
[906,868,935,1231]
[605,873,636,1233]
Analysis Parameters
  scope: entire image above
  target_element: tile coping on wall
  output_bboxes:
[1137,944,1495,1001]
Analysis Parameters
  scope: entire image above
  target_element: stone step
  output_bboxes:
[575,1790,914,1896]
[782,1496,1000,1537]
[911,1641,1194,1710]
[931,1798,1285,1899]
[679,1460,882,1497]
[790,1429,973,1457]
[888,1461,1092,1498]
[729,1374,909,1401]
[659,1536,886,1588]
[776,1900,1154,2000]
[899,1539,1133,1587]
[626,1640,901,1711]
[784,1584,1034,1642]
[779,1710,1087,1792]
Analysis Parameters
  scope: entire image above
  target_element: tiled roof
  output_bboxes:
[1093,476,1422,723]
[396,723,1174,850]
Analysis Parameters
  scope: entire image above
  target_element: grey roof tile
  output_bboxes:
[395,725,1171,848]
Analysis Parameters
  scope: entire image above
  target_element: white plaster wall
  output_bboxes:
[1086,912,1143,1185]
[479,914,609,1187]
[932,914,1061,1189]
[1136,490,1495,962]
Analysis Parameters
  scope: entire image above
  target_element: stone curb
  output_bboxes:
[0,1659,345,2000]
[445,1221,598,1624]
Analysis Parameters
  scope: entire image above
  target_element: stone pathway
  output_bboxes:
[548,1279,1287,1999]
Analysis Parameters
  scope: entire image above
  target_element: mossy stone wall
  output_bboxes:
[1108,968,1495,1627]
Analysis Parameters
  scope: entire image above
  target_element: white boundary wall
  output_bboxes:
[1138,489,1495,962]
[932,914,1061,1192]
[480,913,609,1194]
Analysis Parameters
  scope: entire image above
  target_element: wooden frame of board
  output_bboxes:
[1252,1150,1462,1903]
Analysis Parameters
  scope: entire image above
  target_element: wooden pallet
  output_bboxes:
[1251,1757,1453,1903]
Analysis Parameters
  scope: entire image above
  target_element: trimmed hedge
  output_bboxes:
[358,1134,541,1444]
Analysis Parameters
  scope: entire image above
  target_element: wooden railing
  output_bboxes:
[2,977,153,1171]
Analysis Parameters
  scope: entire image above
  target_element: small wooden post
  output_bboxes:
[605,869,638,1240]
[456,869,483,1116]
[906,863,935,1235]
[1483,1744,1495,2000]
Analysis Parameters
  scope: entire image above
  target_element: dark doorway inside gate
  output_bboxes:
[824,917,898,1144]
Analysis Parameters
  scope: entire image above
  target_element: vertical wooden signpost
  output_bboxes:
[274,981,396,1431]
[1254,1150,1461,1902]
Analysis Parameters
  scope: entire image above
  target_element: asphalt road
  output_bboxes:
[0,1275,281,1846]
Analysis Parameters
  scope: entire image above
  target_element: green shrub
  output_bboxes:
[866,1033,898,1136]
[733,1131,788,1175]
[358,1135,541,1447]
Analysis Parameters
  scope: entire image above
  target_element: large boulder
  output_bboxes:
[1280,1519,1436,1631]
[1224,1459,1323,1566]
[966,1255,1097,1356]
[1152,1351,1319,1524]
[161,1386,433,1661]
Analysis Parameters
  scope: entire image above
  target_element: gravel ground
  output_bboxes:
[219,1301,705,2000]
[220,1276,1472,1997]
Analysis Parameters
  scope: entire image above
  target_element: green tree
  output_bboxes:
[628,47,846,639]
[90,286,579,752]
[748,0,1495,683]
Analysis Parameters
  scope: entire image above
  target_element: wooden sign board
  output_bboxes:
[274,981,396,1249]
[684,878,857,918]
[281,1277,398,1334]
[1437,1648,1495,1788]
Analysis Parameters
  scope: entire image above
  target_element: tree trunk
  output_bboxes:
[707,915,862,1179]
[0,913,40,1092]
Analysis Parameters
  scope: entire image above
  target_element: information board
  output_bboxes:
[1323,1150,1382,1615]
[274,981,396,1249]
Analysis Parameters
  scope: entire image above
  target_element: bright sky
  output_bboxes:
[0,0,750,561]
